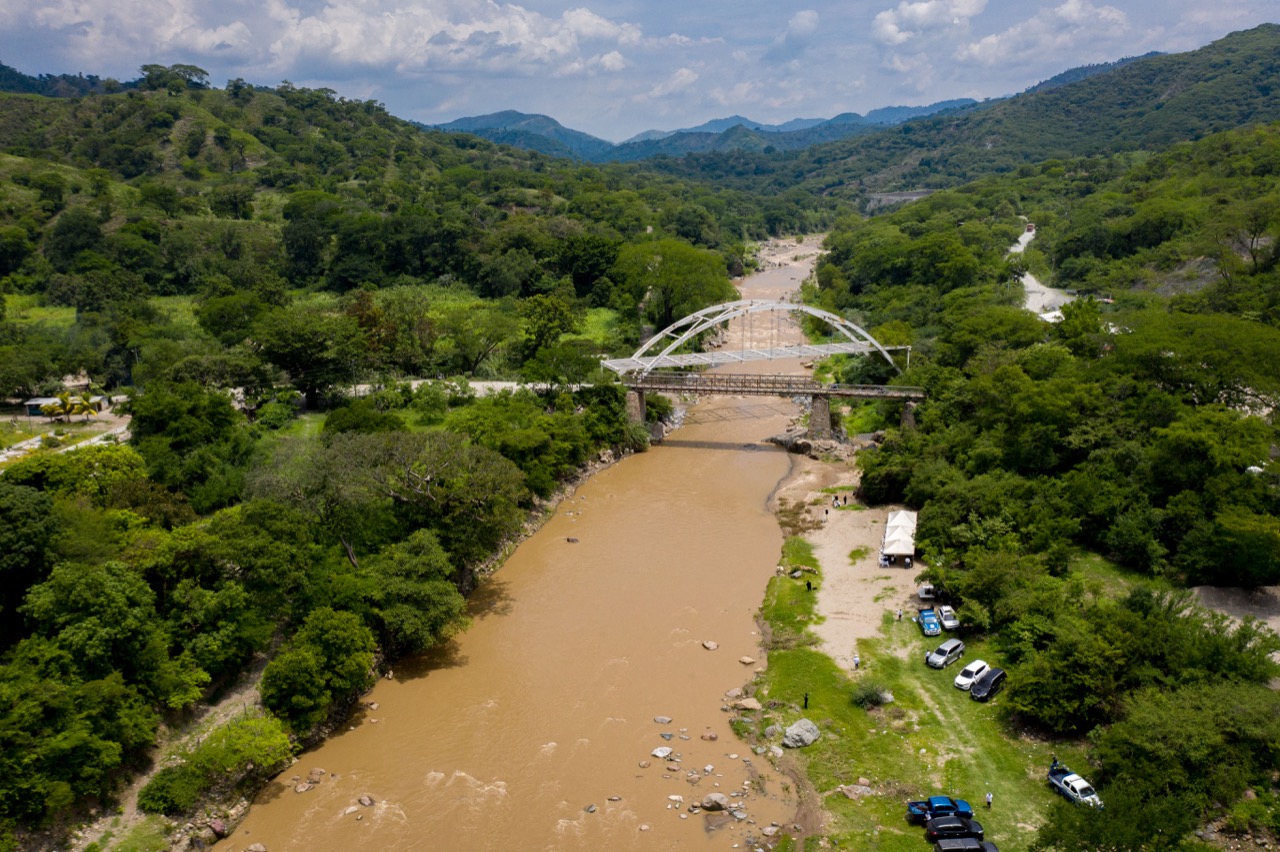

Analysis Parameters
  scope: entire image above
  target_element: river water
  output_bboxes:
[217,241,820,852]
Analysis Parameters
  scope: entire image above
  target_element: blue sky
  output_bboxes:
[0,0,1276,140]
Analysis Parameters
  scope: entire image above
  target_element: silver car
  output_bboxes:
[926,638,965,668]
[953,659,989,690]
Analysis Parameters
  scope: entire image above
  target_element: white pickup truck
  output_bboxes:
[1048,763,1103,808]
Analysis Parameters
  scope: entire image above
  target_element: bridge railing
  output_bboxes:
[627,372,925,400]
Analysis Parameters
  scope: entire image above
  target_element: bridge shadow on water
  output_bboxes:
[659,438,779,452]
[681,401,794,422]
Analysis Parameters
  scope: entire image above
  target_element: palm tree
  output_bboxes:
[38,392,96,423]
[40,392,75,423]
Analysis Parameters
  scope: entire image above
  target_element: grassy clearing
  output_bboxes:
[152,294,199,328]
[4,293,76,328]
[568,307,621,347]
[750,537,1077,850]
[1072,551,1171,600]
[847,546,871,565]
[84,815,170,852]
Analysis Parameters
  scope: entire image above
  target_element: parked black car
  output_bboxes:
[934,839,1000,852]
[924,815,985,842]
[969,667,1006,702]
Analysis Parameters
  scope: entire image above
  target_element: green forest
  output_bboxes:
[811,123,1280,848]
[0,32,1278,850]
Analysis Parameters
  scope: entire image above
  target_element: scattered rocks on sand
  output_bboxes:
[782,719,821,748]
[724,687,744,699]
[358,795,375,807]
[651,746,673,759]
[739,656,756,665]
[246,845,268,852]
[732,697,762,712]
[702,640,719,650]
[653,715,672,724]
[294,783,313,794]
[700,731,718,741]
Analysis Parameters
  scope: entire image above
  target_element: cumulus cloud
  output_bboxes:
[764,10,820,63]
[872,0,987,45]
[7,0,655,79]
[956,0,1128,65]
[648,67,698,98]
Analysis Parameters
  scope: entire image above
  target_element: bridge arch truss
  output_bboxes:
[601,300,909,377]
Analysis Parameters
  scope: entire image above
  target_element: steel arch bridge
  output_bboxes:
[601,299,909,377]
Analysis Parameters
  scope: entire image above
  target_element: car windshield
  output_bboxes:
[962,664,981,676]
[1078,785,1095,797]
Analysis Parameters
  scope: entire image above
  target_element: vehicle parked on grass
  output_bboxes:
[926,638,965,668]
[933,839,1000,852]
[918,608,942,636]
[1048,761,1103,807]
[938,605,960,630]
[924,815,985,842]
[969,667,1006,701]
[953,660,989,690]
[907,795,973,824]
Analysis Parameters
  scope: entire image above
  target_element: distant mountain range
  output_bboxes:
[431,99,981,163]
[429,50,1161,164]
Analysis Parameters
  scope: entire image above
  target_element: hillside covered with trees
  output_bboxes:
[0,64,851,849]
[0,23,1278,849]
[649,24,1280,205]
[810,121,1280,847]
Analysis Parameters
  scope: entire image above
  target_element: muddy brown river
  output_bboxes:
[217,241,821,852]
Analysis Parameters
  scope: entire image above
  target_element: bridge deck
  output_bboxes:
[601,342,909,374]
[627,372,926,400]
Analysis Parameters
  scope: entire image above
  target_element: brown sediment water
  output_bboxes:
[216,239,821,852]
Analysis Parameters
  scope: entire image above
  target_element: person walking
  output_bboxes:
[853,653,861,670]
[803,692,809,709]
[985,791,993,810]
[896,608,903,621]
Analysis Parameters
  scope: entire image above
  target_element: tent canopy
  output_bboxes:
[883,509,918,556]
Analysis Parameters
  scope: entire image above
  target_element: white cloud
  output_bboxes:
[596,50,626,71]
[765,9,820,63]
[872,0,988,46]
[956,0,1128,65]
[648,67,698,98]
[10,0,658,79]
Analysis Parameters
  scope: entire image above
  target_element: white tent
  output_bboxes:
[883,509,918,557]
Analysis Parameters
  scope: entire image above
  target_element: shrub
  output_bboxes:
[851,678,891,710]
[255,401,296,430]
[137,765,203,815]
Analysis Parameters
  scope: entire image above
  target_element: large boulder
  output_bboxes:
[701,793,731,811]
[782,719,821,748]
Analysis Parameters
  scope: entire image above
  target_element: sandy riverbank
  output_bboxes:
[767,452,920,674]
[742,236,921,676]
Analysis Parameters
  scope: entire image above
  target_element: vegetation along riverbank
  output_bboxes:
[2,25,1280,850]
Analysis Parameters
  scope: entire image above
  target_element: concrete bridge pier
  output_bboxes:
[625,389,646,425]
[808,395,832,439]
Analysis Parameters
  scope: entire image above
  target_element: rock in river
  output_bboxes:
[701,793,730,811]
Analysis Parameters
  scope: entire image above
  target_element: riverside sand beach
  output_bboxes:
[737,236,920,679]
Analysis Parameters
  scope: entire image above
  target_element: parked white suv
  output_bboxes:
[953,659,989,690]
